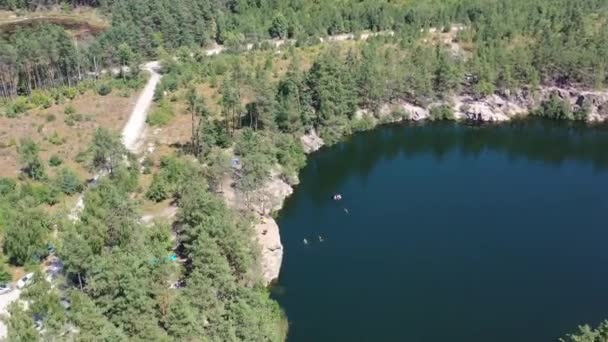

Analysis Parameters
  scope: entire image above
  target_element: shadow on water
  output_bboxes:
[303,119,608,203]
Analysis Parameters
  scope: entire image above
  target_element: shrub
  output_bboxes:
[0,264,11,283]
[573,102,590,121]
[64,115,75,127]
[275,134,306,173]
[21,182,60,206]
[534,96,573,120]
[48,132,65,145]
[142,156,154,174]
[75,151,87,163]
[31,90,53,109]
[97,84,112,96]
[147,101,175,126]
[62,87,78,100]
[351,116,376,132]
[318,116,352,146]
[77,82,89,94]
[5,97,31,118]
[49,155,63,167]
[161,74,179,92]
[64,105,76,115]
[430,105,455,120]
[54,168,83,195]
[45,114,56,122]
[391,107,410,121]
[72,113,85,122]
[0,178,16,196]
[146,175,169,202]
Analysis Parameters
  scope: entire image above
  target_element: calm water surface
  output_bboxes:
[273,120,608,342]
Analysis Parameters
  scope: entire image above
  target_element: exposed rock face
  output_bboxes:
[398,101,430,121]
[247,170,294,285]
[251,171,294,215]
[220,166,294,285]
[540,87,608,122]
[367,86,608,123]
[452,94,528,122]
[254,217,283,285]
[301,129,325,153]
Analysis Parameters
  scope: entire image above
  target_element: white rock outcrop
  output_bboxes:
[301,129,325,153]
[254,217,283,285]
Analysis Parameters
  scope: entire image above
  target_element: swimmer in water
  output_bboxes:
[318,235,324,242]
[303,238,308,245]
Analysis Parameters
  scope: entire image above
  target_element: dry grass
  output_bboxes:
[0,90,138,178]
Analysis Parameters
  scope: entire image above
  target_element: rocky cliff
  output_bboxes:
[373,86,608,123]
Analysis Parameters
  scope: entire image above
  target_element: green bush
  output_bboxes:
[0,264,11,283]
[161,74,179,92]
[31,90,53,109]
[146,175,170,202]
[391,107,410,121]
[20,182,60,206]
[5,97,31,118]
[48,132,65,145]
[351,116,376,132]
[573,105,590,121]
[147,101,175,126]
[77,82,90,94]
[75,151,87,164]
[430,105,455,121]
[318,117,352,146]
[72,113,85,122]
[62,87,78,100]
[142,156,154,174]
[275,134,307,173]
[64,115,75,127]
[49,155,63,167]
[534,96,573,120]
[54,168,83,195]
[45,114,56,122]
[0,178,16,196]
[64,105,76,115]
[97,84,112,96]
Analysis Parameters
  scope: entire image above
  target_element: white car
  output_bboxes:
[0,283,11,295]
[16,273,34,289]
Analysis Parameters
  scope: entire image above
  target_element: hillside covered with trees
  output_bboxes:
[1,0,607,98]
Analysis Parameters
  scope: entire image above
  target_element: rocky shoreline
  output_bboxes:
[371,86,608,123]
[249,85,608,285]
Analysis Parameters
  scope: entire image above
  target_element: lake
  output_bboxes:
[272,120,608,342]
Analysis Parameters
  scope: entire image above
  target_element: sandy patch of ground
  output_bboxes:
[0,91,138,178]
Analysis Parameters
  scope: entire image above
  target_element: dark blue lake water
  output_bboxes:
[273,120,608,342]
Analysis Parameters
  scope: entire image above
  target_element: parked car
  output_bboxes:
[16,273,34,289]
[0,283,12,295]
